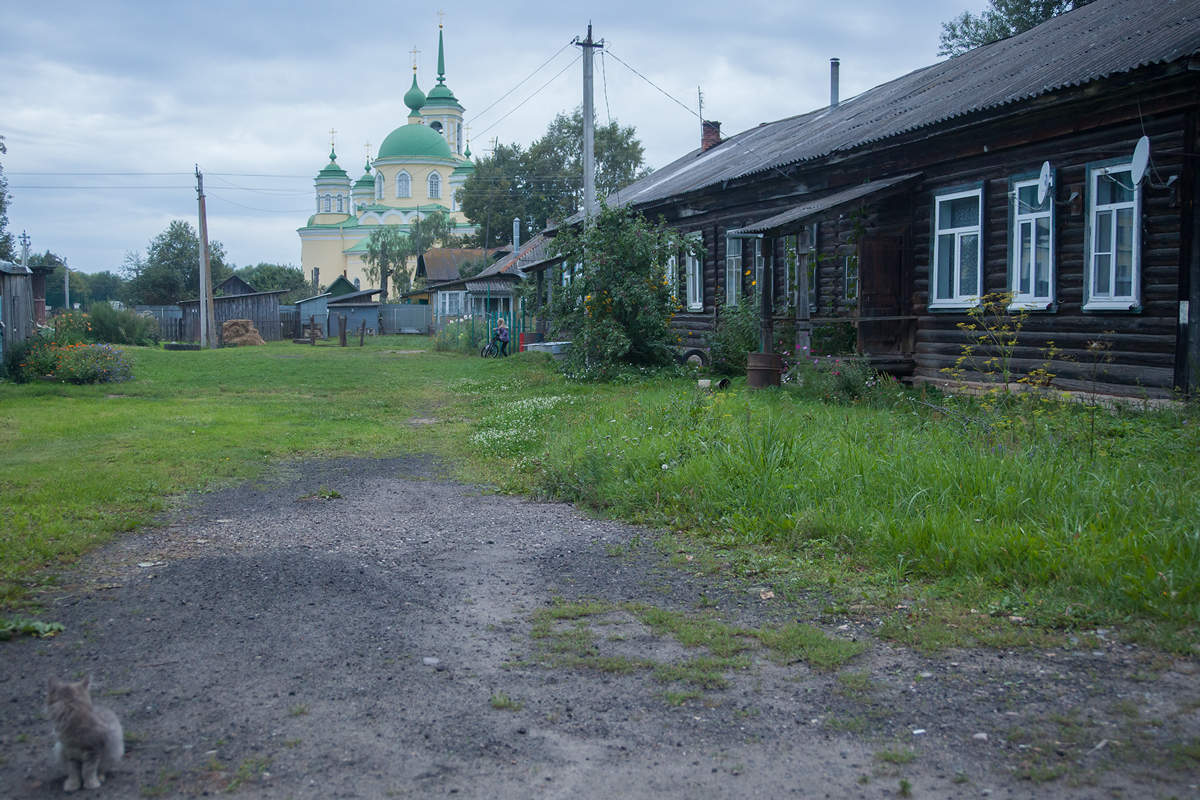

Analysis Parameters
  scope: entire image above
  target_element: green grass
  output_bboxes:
[2,336,1197,649]
[489,692,523,711]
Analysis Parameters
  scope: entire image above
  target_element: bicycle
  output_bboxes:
[480,337,501,358]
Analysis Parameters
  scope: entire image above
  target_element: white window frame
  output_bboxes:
[428,172,442,200]
[664,254,678,302]
[1009,176,1055,310]
[336,195,344,213]
[1084,161,1141,312]
[374,173,383,201]
[396,171,411,199]
[322,194,331,212]
[724,234,741,307]
[685,232,704,311]
[753,238,764,303]
[930,185,984,310]
[844,254,858,302]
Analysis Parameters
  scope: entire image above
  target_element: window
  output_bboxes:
[322,195,331,212]
[783,235,798,306]
[457,123,463,154]
[685,233,703,311]
[336,195,344,213]
[752,238,765,304]
[725,234,742,306]
[396,171,411,199]
[1010,177,1054,309]
[1085,162,1140,311]
[844,255,859,302]
[931,186,983,308]
[430,121,443,134]
[664,254,678,302]
[374,173,383,201]
[428,172,442,199]
[439,290,464,317]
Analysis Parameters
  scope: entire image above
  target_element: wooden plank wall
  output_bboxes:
[0,271,35,358]
[182,294,283,342]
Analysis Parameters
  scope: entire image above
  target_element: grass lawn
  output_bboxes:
[2,335,1197,650]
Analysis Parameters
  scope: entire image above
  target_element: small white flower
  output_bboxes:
[661,463,669,470]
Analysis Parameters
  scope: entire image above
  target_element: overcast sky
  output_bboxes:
[2,0,985,274]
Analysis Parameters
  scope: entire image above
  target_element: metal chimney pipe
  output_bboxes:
[512,217,521,253]
[830,58,840,108]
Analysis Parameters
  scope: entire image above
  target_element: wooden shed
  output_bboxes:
[178,289,287,343]
[0,260,35,361]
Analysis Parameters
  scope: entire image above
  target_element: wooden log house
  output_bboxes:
[597,0,1200,397]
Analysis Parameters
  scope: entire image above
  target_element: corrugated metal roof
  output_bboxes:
[612,0,1200,208]
[737,173,921,233]
[419,247,507,282]
[465,279,516,294]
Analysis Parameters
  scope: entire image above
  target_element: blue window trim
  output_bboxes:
[928,181,986,312]
[1006,170,1057,313]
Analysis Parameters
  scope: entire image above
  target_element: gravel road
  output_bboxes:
[2,457,1197,798]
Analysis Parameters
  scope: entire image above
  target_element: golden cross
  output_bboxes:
[437,9,445,28]
[364,141,372,163]
[328,128,337,149]
[410,46,421,71]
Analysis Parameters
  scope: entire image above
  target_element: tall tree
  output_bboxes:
[234,262,309,303]
[939,0,1082,57]
[364,227,409,301]
[458,111,651,248]
[0,136,14,261]
[84,271,125,304]
[32,251,92,310]
[121,220,230,305]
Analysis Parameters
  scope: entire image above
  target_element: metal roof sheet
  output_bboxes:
[736,173,921,233]
[611,0,1200,208]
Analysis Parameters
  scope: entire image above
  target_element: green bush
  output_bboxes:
[434,318,489,354]
[87,302,160,346]
[3,334,57,382]
[52,343,134,384]
[710,302,760,375]
[50,310,92,345]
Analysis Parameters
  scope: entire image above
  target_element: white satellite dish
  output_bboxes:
[1131,135,1150,184]
[1036,160,1053,205]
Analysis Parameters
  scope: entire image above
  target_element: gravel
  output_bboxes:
[1,457,1197,798]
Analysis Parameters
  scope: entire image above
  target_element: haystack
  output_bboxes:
[222,319,266,346]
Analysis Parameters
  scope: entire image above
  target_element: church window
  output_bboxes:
[457,123,462,154]
[374,173,383,201]
[428,172,442,199]
[336,195,344,213]
[396,171,411,199]
[430,121,444,135]
[322,195,331,212]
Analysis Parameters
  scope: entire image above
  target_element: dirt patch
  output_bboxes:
[1,458,1197,798]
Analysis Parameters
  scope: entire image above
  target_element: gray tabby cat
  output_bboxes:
[46,676,124,792]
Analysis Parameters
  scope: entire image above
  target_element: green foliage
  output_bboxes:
[546,203,697,380]
[85,271,125,304]
[234,263,309,304]
[434,318,489,354]
[50,343,134,384]
[3,333,56,381]
[939,0,1076,57]
[50,309,92,345]
[364,213,452,300]
[811,321,857,356]
[121,220,231,305]
[710,302,760,375]
[0,616,65,640]
[86,302,160,346]
[0,136,12,261]
[459,110,651,247]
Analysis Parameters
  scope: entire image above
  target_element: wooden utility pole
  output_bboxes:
[195,165,216,348]
[574,23,603,221]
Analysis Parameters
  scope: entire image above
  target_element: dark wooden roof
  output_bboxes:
[737,173,921,234]
[417,247,508,282]
[216,275,257,296]
[610,0,1200,209]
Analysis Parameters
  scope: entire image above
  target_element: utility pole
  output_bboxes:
[574,23,603,221]
[195,165,216,348]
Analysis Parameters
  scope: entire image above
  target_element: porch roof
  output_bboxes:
[734,173,920,235]
[465,278,516,295]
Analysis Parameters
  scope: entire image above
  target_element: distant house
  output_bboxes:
[327,288,385,335]
[582,0,1200,397]
[215,274,257,297]
[402,247,508,305]
[179,274,287,342]
[430,234,556,323]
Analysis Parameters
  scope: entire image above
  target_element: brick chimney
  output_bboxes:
[701,120,722,152]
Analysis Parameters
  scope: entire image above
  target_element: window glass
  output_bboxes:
[936,234,955,300]
[959,234,979,296]
[1096,169,1133,205]
[1034,217,1051,298]
[940,195,979,229]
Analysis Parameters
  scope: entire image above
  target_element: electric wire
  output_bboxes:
[600,50,612,125]
[604,48,701,121]
[470,54,582,141]
[466,40,575,127]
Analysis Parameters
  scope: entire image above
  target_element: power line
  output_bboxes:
[600,50,612,125]
[604,48,702,120]
[472,54,581,141]
[205,191,313,213]
[466,40,576,127]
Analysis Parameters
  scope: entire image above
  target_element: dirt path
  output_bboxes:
[2,458,1197,798]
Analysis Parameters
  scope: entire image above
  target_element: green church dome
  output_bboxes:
[378,123,453,160]
[403,74,426,114]
[354,161,374,188]
[316,149,348,180]
[426,82,459,105]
